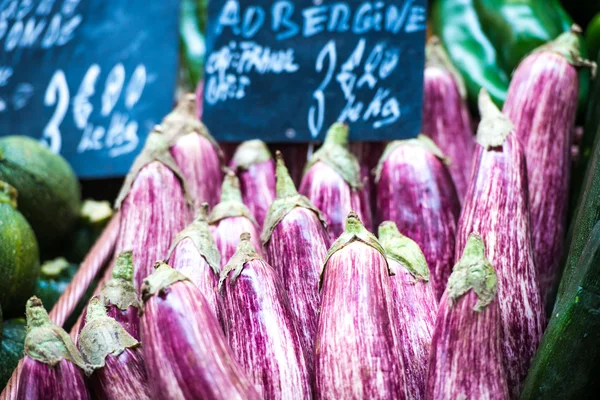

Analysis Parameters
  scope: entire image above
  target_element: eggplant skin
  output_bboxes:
[170,133,223,210]
[235,159,277,229]
[423,67,474,203]
[221,258,312,400]
[88,347,149,400]
[315,242,406,399]
[457,135,545,397]
[141,279,259,400]
[389,259,437,400]
[264,207,329,368]
[376,144,460,300]
[116,161,190,291]
[300,162,371,238]
[17,357,90,400]
[211,216,263,266]
[426,290,509,400]
[503,52,578,301]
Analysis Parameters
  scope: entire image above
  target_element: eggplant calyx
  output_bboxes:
[447,233,498,312]
[167,203,221,275]
[477,89,514,149]
[140,262,191,302]
[79,297,139,373]
[101,251,140,311]
[218,232,262,290]
[24,297,91,374]
[209,171,258,226]
[378,221,430,282]
[320,212,390,288]
[231,140,273,171]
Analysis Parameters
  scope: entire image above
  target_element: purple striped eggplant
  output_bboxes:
[161,93,224,209]
[378,221,437,400]
[426,233,509,400]
[78,298,150,400]
[423,37,474,202]
[114,132,192,291]
[457,90,545,397]
[78,251,142,340]
[209,171,263,266]
[503,27,588,301]
[299,123,372,238]
[17,297,91,400]
[262,151,329,367]
[375,135,460,300]
[140,262,260,400]
[167,203,222,325]
[230,140,276,228]
[219,233,312,399]
[315,212,406,399]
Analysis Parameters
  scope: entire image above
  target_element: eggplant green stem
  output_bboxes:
[275,150,298,199]
[101,251,140,311]
[26,297,51,331]
[232,140,272,171]
[476,89,514,149]
[209,172,258,226]
[220,171,243,203]
[218,232,262,290]
[85,297,108,323]
[0,180,17,208]
[378,221,430,281]
[447,233,498,312]
[112,251,134,281]
[141,262,191,302]
[323,122,349,147]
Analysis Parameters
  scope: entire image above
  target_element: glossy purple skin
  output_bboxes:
[300,162,372,239]
[264,207,330,368]
[171,133,223,210]
[388,259,437,400]
[221,258,312,400]
[116,162,191,291]
[315,242,407,399]
[141,279,260,400]
[423,67,474,203]
[426,290,509,400]
[88,347,150,400]
[503,52,578,302]
[457,135,545,397]
[168,236,223,328]
[211,216,263,267]
[376,145,460,300]
[232,159,276,229]
[17,358,89,400]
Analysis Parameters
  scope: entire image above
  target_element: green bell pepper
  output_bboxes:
[432,0,589,115]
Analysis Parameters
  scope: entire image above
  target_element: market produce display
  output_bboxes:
[3,2,600,399]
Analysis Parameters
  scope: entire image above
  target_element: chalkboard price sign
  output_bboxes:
[203,0,427,142]
[0,0,179,178]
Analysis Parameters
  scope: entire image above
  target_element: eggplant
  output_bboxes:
[315,212,406,399]
[167,203,222,325]
[78,298,149,400]
[219,233,312,399]
[378,221,437,400]
[375,135,460,300]
[230,140,276,228]
[16,297,91,400]
[423,37,474,202]
[262,152,329,367]
[426,233,509,400]
[161,93,224,209]
[114,132,192,291]
[457,90,545,397]
[209,171,263,266]
[300,123,372,238]
[140,262,260,400]
[275,143,308,186]
[503,27,587,301]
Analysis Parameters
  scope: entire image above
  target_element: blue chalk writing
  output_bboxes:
[272,1,299,40]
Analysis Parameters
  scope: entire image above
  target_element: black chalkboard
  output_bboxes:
[0,0,179,178]
[203,0,427,142]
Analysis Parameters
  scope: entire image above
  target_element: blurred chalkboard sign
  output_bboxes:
[203,0,427,142]
[0,0,179,178]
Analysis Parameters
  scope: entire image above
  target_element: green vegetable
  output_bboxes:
[0,318,26,388]
[432,0,589,115]
[64,200,113,263]
[33,258,96,331]
[0,136,81,251]
[0,181,40,317]
[521,220,600,398]
[586,13,600,67]
[180,0,207,88]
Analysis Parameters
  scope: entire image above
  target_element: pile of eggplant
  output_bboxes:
[13,27,587,400]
